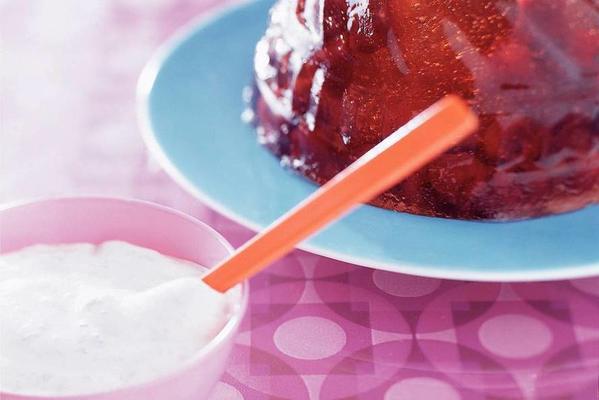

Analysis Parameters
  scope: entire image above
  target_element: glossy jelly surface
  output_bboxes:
[253,0,599,220]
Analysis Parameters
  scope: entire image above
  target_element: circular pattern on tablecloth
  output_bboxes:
[416,282,501,333]
[243,254,307,331]
[313,280,412,333]
[273,316,347,360]
[384,377,461,400]
[314,262,465,333]
[478,314,553,359]
[225,344,310,399]
[226,246,598,399]
[319,341,414,399]
[372,271,441,298]
[416,283,594,398]
[211,382,245,400]
[416,339,524,399]
[511,281,599,328]
[218,228,597,400]
[534,339,599,399]
[247,280,395,382]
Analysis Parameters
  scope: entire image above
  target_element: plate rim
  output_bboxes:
[137,0,599,282]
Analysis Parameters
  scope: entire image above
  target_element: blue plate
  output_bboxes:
[138,0,599,281]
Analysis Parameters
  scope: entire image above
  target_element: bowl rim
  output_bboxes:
[0,195,249,399]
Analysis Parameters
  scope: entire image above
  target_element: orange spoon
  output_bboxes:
[203,95,479,292]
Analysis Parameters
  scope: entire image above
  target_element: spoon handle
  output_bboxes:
[203,95,478,292]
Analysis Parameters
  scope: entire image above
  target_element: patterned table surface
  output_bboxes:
[1,1,598,399]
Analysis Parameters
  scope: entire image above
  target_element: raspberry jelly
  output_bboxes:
[253,0,599,219]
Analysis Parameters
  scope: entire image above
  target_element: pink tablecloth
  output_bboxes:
[2,1,598,399]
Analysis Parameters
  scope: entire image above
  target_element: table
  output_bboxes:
[2,1,598,398]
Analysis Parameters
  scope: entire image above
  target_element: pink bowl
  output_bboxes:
[0,197,248,400]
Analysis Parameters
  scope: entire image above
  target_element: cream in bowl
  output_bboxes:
[0,241,238,396]
[0,198,248,400]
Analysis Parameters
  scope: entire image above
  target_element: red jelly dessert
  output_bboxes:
[252,0,599,220]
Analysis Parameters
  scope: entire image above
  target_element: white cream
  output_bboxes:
[0,241,236,396]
